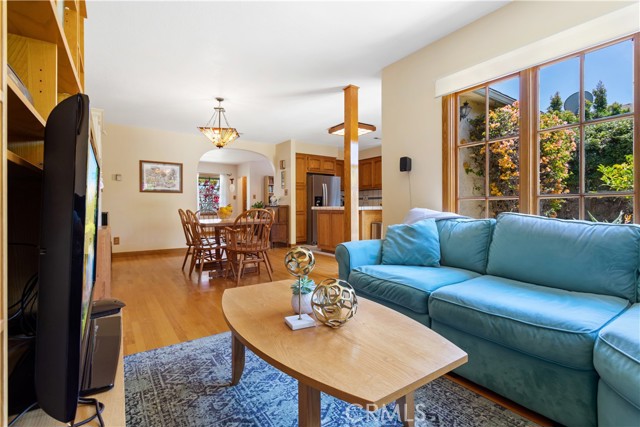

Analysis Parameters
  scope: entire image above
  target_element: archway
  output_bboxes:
[197,148,276,216]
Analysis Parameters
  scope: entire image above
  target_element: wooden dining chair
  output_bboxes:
[186,210,227,280]
[178,209,194,271]
[224,209,274,286]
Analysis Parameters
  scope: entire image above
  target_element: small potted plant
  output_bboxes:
[291,277,315,315]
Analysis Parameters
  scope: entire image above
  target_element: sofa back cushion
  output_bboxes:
[436,218,495,274]
[487,213,640,301]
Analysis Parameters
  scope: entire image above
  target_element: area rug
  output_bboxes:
[125,332,538,427]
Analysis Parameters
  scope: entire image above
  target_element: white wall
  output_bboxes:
[101,122,277,252]
[360,146,381,160]
[245,160,275,206]
[381,0,633,226]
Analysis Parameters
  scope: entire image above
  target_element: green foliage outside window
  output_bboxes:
[462,81,633,221]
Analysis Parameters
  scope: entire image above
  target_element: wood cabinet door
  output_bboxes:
[335,160,344,191]
[296,154,307,185]
[330,212,345,249]
[278,205,289,222]
[306,155,322,172]
[316,212,331,250]
[296,186,306,214]
[372,156,382,189]
[359,159,373,190]
[320,157,336,174]
[271,224,286,244]
[296,212,306,242]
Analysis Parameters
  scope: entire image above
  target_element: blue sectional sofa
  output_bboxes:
[336,213,640,427]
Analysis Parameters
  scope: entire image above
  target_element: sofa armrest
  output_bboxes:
[335,240,383,280]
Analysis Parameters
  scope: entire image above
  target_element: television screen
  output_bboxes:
[81,145,99,340]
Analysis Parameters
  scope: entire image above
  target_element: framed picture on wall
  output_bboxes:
[140,160,183,193]
[280,170,285,189]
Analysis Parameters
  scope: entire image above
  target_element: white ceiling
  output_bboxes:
[85,1,508,151]
[199,148,270,165]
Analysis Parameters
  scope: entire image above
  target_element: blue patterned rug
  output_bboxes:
[125,332,538,426]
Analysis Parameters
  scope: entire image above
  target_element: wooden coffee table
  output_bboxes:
[222,280,467,427]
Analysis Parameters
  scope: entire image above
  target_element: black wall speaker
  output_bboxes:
[101,212,109,226]
[400,156,412,172]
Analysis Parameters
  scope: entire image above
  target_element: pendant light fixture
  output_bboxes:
[198,97,240,149]
[328,122,376,136]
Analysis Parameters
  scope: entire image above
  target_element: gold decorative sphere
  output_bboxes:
[311,278,358,328]
[284,246,316,278]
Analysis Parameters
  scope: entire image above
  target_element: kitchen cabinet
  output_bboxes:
[315,208,383,252]
[306,154,336,174]
[359,159,373,189]
[335,159,344,191]
[359,156,382,190]
[295,153,341,243]
[296,154,307,185]
[306,156,322,172]
[295,154,307,243]
[320,156,336,174]
[295,186,306,243]
[316,211,344,252]
[372,157,382,189]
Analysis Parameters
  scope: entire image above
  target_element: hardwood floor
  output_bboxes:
[112,247,339,356]
[112,247,553,426]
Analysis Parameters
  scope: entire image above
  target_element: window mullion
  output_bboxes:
[634,36,640,223]
[520,69,534,215]
[579,53,586,220]
[484,91,490,218]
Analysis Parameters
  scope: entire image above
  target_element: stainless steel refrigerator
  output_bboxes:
[307,175,341,244]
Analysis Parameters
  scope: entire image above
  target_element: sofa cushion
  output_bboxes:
[382,219,440,267]
[594,304,640,409]
[487,213,640,302]
[436,218,495,274]
[349,265,479,315]
[403,207,465,224]
[429,275,629,370]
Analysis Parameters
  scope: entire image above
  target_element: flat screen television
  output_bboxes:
[35,93,100,423]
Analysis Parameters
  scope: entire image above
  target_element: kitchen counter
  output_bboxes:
[312,207,383,251]
[311,206,382,211]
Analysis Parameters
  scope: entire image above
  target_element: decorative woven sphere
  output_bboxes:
[284,246,316,278]
[311,278,358,328]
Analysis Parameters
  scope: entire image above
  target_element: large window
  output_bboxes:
[447,35,638,223]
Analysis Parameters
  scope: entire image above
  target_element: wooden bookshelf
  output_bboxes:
[7,0,83,96]
[7,79,45,142]
[1,3,124,426]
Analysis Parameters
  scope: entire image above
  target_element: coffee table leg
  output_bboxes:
[298,382,321,427]
[230,334,245,385]
[397,391,415,427]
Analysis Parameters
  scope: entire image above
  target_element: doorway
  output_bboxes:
[240,176,247,212]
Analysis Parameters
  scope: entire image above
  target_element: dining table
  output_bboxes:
[198,217,237,277]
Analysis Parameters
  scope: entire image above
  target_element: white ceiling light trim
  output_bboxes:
[435,3,639,97]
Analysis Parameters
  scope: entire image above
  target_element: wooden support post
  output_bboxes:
[343,84,359,242]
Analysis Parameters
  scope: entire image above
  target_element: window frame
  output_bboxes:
[443,33,640,222]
